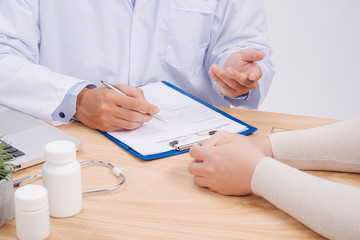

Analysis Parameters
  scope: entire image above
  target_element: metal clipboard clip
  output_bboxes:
[168,130,217,151]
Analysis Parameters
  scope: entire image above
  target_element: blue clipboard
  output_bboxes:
[99,81,257,160]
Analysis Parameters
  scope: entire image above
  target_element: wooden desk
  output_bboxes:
[1,108,359,239]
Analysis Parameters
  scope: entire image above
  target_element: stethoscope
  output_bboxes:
[13,160,126,194]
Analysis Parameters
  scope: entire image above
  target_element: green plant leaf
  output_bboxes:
[0,137,16,180]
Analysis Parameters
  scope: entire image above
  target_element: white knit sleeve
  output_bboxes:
[268,118,360,172]
[251,157,360,240]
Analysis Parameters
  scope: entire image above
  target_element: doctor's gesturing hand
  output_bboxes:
[74,85,159,132]
[209,49,265,98]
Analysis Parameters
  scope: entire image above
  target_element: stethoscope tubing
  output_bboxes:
[13,160,126,194]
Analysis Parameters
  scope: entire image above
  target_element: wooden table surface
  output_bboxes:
[1,108,359,240]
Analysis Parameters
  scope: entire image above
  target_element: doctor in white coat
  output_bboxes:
[0,0,274,132]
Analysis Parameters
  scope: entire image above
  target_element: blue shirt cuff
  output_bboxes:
[225,92,249,101]
[51,82,96,123]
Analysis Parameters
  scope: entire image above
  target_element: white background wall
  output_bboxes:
[260,0,360,120]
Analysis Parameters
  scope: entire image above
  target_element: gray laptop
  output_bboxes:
[0,104,82,170]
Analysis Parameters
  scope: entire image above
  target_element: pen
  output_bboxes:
[101,80,167,124]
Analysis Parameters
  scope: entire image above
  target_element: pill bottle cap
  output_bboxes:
[15,185,48,212]
[45,140,76,165]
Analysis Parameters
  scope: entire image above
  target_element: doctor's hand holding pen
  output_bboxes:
[209,49,265,98]
[74,83,160,132]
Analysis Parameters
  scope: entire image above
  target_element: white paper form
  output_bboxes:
[107,82,247,156]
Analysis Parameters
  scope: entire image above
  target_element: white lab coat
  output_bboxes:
[0,0,274,125]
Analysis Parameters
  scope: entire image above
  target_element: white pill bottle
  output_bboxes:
[15,185,50,240]
[42,140,82,218]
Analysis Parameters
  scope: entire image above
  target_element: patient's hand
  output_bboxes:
[188,131,268,196]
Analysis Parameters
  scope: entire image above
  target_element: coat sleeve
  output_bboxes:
[205,0,275,109]
[0,1,88,125]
